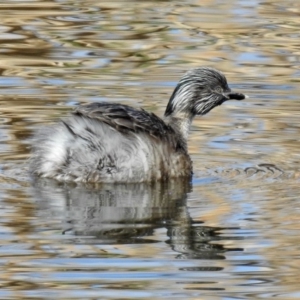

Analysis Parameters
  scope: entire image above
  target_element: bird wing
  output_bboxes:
[73,102,172,139]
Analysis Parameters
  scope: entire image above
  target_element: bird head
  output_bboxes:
[164,67,246,117]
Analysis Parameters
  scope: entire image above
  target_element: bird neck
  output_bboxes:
[163,112,195,141]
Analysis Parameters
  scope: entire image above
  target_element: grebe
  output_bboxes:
[30,67,246,183]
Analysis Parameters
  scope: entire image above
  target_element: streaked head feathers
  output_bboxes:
[164,67,245,117]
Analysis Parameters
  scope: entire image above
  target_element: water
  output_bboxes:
[1,0,300,299]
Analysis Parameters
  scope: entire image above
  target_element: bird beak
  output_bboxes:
[223,91,248,101]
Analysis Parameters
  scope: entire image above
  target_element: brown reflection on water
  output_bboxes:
[0,0,300,299]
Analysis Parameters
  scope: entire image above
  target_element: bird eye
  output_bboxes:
[215,87,222,94]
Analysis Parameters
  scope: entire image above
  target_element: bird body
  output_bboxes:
[30,67,246,183]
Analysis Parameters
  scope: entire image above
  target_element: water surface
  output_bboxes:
[0,0,300,299]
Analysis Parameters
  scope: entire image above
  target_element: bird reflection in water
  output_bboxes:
[32,178,242,260]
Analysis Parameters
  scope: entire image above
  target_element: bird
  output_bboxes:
[30,67,246,183]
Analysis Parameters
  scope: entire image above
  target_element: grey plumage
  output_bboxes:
[30,67,246,183]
